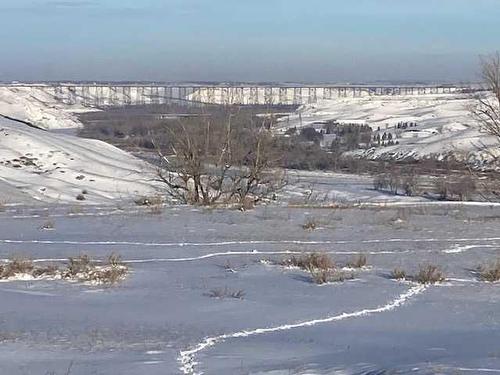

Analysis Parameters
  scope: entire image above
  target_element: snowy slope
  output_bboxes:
[0,86,91,130]
[0,117,158,204]
[276,94,499,164]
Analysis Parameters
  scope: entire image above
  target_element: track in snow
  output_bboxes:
[178,284,427,374]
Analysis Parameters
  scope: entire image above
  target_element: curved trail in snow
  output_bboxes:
[0,249,412,265]
[177,284,427,375]
[1,242,497,264]
[0,236,499,247]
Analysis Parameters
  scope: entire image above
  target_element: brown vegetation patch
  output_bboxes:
[478,259,500,282]
[347,254,367,269]
[0,253,129,286]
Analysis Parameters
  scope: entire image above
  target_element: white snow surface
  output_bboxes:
[0,117,158,204]
[277,94,500,163]
[0,86,91,130]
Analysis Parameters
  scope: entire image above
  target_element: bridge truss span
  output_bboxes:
[2,83,469,108]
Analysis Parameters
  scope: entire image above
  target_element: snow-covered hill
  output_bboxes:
[0,86,90,130]
[0,117,158,204]
[276,94,499,165]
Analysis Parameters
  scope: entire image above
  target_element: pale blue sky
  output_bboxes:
[1,0,499,82]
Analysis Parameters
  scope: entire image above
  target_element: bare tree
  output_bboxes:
[473,52,500,140]
[153,109,285,207]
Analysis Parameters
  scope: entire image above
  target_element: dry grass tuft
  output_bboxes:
[347,254,367,268]
[310,268,354,284]
[107,253,123,267]
[390,264,444,284]
[280,252,353,284]
[64,253,128,285]
[0,253,129,285]
[1,257,34,278]
[281,252,334,271]
[66,255,93,277]
[205,287,245,299]
[32,264,59,278]
[135,195,163,206]
[415,264,445,284]
[391,267,407,280]
[135,195,164,214]
[238,197,255,211]
[39,220,55,230]
[478,259,500,282]
[302,217,318,231]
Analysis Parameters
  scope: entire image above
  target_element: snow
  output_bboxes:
[0,116,158,204]
[276,93,500,164]
[0,86,499,374]
[1,86,498,166]
[0,86,92,130]
[0,199,499,374]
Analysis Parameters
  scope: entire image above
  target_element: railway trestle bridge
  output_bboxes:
[2,83,470,107]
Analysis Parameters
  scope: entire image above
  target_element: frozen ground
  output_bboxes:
[0,174,499,375]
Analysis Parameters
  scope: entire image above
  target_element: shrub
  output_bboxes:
[373,174,389,191]
[282,252,334,271]
[434,176,476,201]
[238,196,255,211]
[452,176,476,201]
[135,195,164,214]
[388,174,401,195]
[310,268,353,284]
[415,264,445,284]
[402,174,419,196]
[0,257,60,280]
[302,217,318,231]
[39,220,55,230]
[205,287,245,299]
[66,255,93,277]
[391,267,407,280]
[64,253,128,285]
[347,254,367,268]
[1,257,34,278]
[32,264,59,278]
[478,259,500,282]
[88,266,127,285]
[280,253,352,284]
[0,254,128,285]
[434,178,449,200]
[107,253,123,267]
[135,195,163,206]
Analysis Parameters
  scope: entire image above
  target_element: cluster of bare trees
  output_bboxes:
[373,166,478,201]
[373,169,419,196]
[154,110,285,207]
[473,53,500,156]
[433,176,476,201]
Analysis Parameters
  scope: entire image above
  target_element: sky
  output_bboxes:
[0,0,499,83]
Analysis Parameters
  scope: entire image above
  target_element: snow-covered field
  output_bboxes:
[0,84,499,373]
[0,182,499,374]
